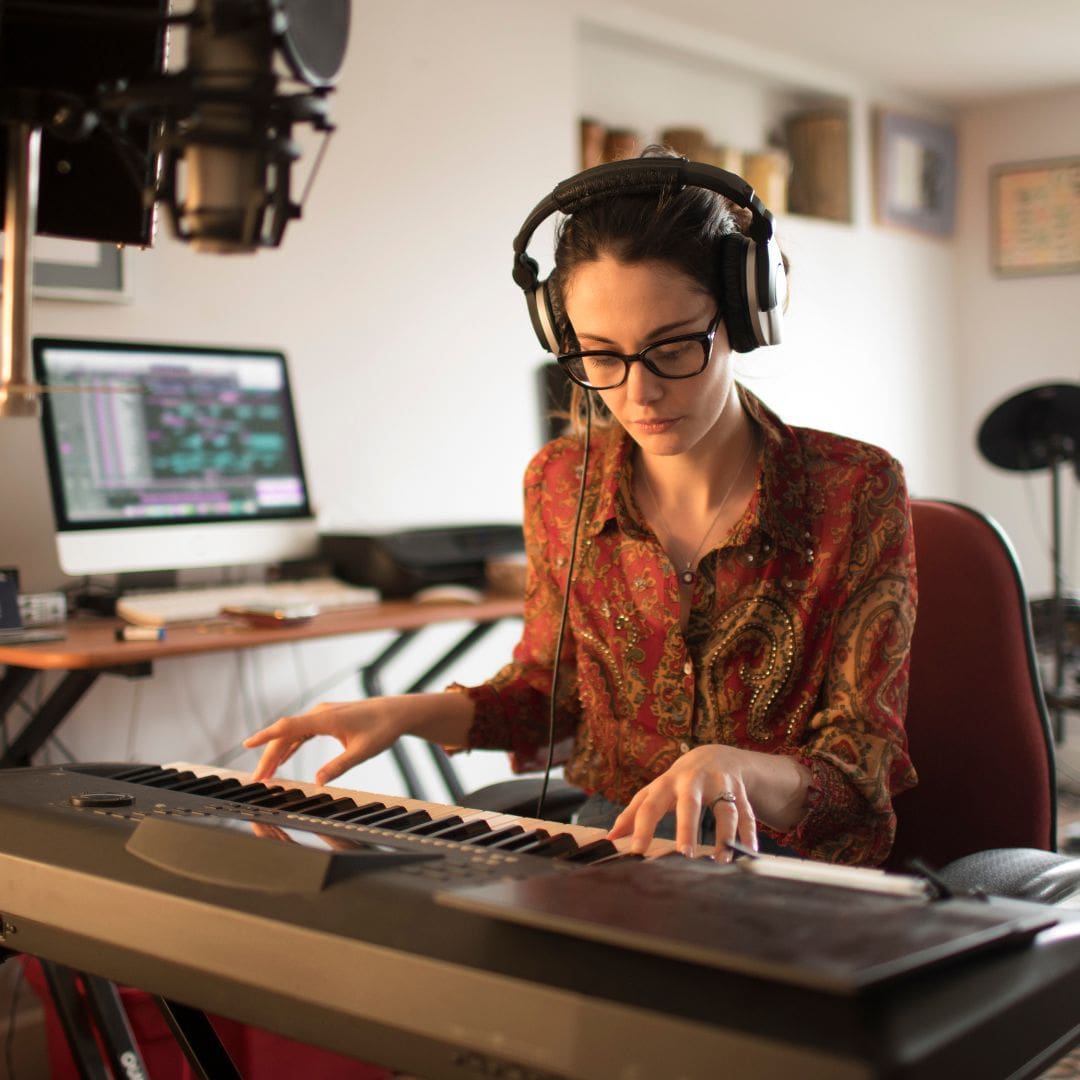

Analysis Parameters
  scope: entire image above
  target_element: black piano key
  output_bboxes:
[406,815,464,836]
[470,824,526,847]
[370,810,432,831]
[151,771,200,790]
[273,793,336,814]
[563,838,619,864]
[168,776,240,796]
[323,801,387,822]
[132,768,183,787]
[243,787,306,808]
[110,765,172,784]
[488,829,550,851]
[344,805,410,826]
[426,819,492,842]
[527,833,579,858]
[221,783,276,803]
[290,797,359,818]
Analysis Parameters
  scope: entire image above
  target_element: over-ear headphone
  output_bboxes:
[512,157,786,355]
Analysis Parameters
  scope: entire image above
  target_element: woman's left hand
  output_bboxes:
[607,745,760,860]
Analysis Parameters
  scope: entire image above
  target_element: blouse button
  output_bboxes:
[683,660,692,675]
[679,741,691,755]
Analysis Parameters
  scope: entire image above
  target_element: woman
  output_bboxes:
[246,151,917,866]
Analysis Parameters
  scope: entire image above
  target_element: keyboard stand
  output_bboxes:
[38,958,241,1080]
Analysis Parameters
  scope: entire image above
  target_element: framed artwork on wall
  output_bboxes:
[991,157,1080,277]
[0,235,128,301]
[873,110,957,238]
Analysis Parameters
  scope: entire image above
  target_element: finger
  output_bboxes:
[628,791,673,856]
[607,797,643,841]
[674,789,704,857]
[735,790,758,854]
[315,746,365,788]
[710,789,740,863]
[244,714,306,749]
[250,738,297,781]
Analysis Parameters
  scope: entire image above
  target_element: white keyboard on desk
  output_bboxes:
[116,577,380,627]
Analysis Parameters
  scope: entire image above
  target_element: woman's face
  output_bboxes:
[562,255,738,460]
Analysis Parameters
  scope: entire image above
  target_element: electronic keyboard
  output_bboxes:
[0,761,1077,1080]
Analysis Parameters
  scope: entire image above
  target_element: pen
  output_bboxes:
[115,626,166,642]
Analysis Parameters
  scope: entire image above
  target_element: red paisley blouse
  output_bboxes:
[457,386,917,865]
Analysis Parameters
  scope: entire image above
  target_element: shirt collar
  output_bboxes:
[581,383,816,555]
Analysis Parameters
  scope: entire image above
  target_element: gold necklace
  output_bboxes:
[639,433,757,588]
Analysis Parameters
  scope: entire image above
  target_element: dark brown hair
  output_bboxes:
[548,147,753,431]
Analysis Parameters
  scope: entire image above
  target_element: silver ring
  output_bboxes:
[709,791,738,809]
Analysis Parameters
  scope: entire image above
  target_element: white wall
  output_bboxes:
[1,1,1073,797]
[956,87,1080,598]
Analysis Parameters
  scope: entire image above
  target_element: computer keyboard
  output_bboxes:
[116,578,381,627]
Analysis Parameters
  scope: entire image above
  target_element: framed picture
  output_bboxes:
[0,235,128,301]
[874,110,957,238]
[991,157,1080,277]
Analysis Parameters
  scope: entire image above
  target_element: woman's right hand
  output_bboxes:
[244,697,410,785]
[243,691,475,787]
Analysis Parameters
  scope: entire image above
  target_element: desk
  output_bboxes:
[0,596,524,771]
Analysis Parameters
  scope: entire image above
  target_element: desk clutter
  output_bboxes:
[115,576,380,628]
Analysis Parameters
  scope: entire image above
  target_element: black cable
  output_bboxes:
[536,392,593,819]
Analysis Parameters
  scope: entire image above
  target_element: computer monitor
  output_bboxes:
[33,337,319,578]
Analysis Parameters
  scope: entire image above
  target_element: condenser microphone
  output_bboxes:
[152,0,348,253]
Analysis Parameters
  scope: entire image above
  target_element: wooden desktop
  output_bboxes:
[0,595,524,771]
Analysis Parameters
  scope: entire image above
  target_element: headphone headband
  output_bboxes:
[513,158,775,287]
[513,156,786,355]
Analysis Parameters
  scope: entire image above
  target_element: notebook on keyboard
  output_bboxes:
[117,578,380,627]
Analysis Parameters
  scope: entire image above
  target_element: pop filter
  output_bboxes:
[277,0,349,88]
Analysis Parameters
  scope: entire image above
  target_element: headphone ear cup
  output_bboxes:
[525,278,562,354]
[717,234,760,354]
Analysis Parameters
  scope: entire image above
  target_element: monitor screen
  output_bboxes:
[34,337,319,578]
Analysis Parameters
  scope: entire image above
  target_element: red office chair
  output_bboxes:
[464,499,1063,875]
[884,499,1057,873]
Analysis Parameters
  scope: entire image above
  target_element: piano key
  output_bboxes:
[526,833,579,858]
[370,810,433,831]
[488,829,550,851]
[426,819,492,842]
[406,815,465,836]
[110,765,174,784]
[222,783,279,803]
[345,805,412,826]
[469,825,526,847]
[152,771,200,790]
[323,801,388,822]
[273,793,336,814]
[169,776,242,797]
[290,797,358,818]
[243,787,307,808]
[563,838,619,864]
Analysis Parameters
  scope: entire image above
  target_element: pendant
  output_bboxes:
[680,569,696,587]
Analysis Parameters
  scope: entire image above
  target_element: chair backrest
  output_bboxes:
[884,499,1057,871]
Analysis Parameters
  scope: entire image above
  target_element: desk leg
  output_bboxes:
[0,670,99,769]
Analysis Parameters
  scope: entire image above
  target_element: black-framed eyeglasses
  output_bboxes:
[557,307,723,390]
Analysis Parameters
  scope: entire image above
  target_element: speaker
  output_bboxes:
[511,157,786,355]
